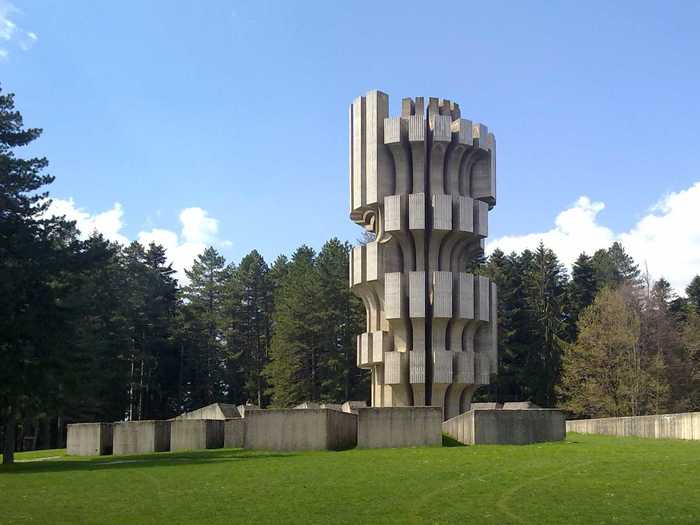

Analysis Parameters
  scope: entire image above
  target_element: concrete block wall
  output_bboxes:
[66,423,113,456]
[356,407,442,448]
[566,412,700,440]
[170,420,224,451]
[224,419,245,448]
[242,409,357,451]
[113,420,171,455]
[443,409,566,445]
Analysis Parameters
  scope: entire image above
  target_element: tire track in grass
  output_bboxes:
[494,459,593,524]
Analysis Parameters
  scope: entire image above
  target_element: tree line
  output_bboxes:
[3,87,700,464]
[482,243,700,418]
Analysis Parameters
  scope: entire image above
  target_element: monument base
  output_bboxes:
[356,407,442,448]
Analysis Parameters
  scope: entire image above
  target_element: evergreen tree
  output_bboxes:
[686,275,700,312]
[608,241,641,285]
[0,88,84,463]
[233,250,272,406]
[180,247,228,408]
[523,243,568,406]
[569,253,597,327]
[316,239,368,402]
[265,246,323,406]
[65,235,131,423]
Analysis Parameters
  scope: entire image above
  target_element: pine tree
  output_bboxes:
[524,242,568,406]
[569,253,597,327]
[180,247,228,408]
[316,239,367,402]
[233,250,273,406]
[265,246,323,406]
[0,88,83,464]
[686,275,700,312]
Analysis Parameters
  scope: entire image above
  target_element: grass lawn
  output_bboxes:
[1,433,699,524]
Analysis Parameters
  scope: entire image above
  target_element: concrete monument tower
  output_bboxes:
[349,91,497,420]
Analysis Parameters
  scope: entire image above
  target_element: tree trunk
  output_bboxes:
[3,408,16,465]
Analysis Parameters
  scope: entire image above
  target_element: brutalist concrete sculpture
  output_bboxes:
[349,91,497,420]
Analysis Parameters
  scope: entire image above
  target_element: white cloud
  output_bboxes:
[139,207,228,283]
[18,29,36,51]
[45,197,128,245]
[487,182,700,293]
[44,200,230,284]
[0,0,37,58]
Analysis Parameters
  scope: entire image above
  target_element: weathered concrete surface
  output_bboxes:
[224,419,246,448]
[502,401,539,410]
[342,401,368,414]
[174,403,240,420]
[566,412,700,440]
[443,409,565,445]
[471,402,503,410]
[356,407,442,448]
[170,420,224,451]
[66,423,113,456]
[349,91,498,415]
[113,420,171,455]
[236,403,260,418]
[243,409,357,451]
[294,401,343,411]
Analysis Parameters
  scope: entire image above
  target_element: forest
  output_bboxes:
[2,87,700,464]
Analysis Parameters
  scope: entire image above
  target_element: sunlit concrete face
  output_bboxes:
[349,91,497,420]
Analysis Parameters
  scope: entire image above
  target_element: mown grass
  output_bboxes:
[2,433,699,524]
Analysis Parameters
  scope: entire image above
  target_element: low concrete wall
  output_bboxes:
[243,409,357,451]
[224,419,246,448]
[356,407,442,449]
[443,409,566,445]
[170,420,224,451]
[113,420,171,455]
[567,412,700,440]
[66,423,113,456]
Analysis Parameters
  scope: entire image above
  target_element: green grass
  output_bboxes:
[2,434,699,524]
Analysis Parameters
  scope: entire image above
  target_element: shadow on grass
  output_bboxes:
[0,448,297,475]
[442,434,466,447]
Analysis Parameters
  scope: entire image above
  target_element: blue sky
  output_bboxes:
[2,1,700,290]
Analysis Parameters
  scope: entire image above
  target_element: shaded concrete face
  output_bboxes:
[224,419,245,448]
[113,420,171,455]
[349,91,498,418]
[442,409,565,445]
[356,407,442,448]
[66,423,112,456]
[566,412,700,440]
[170,420,224,451]
[243,409,357,451]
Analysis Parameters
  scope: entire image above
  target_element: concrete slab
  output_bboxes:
[113,420,171,455]
[66,423,113,456]
[243,409,357,451]
[443,409,565,445]
[170,420,224,451]
[356,407,442,448]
